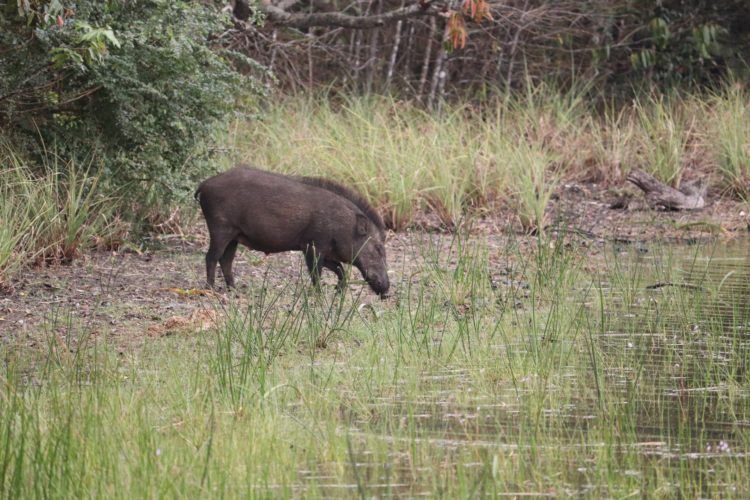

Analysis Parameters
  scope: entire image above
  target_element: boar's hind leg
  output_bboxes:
[219,240,239,288]
[206,231,234,289]
[323,260,347,292]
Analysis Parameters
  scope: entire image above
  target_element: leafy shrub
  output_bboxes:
[0,0,267,224]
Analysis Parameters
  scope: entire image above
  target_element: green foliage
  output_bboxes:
[0,0,267,221]
[622,1,748,86]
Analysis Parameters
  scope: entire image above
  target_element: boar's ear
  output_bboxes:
[355,213,369,237]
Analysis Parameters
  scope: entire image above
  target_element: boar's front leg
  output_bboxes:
[303,246,323,287]
[323,260,347,292]
[304,247,347,293]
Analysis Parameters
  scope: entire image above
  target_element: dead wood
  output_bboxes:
[626,169,706,211]
[645,281,703,291]
[234,0,439,30]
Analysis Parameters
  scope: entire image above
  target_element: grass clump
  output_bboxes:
[231,91,578,232]
[0,143,120,287]
[504,140,558,233]
[233,97,481,229]
[707,84,750,199]
[0,174,35,282]
[633,95,692,187]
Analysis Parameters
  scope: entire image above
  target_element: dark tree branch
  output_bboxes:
[627,169,706,211]
[234,0,440,30]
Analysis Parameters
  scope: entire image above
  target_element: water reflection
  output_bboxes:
[293,237,750,494]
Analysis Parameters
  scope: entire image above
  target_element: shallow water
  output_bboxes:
[298,237,750,495]
[593,237,750,452]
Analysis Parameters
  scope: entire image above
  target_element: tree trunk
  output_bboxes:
[385,15,404,91]
[366,0,382,93]
[403,22,416,83]
[417,17,437,102]
[427,22,449,109]
[269,29,279,73]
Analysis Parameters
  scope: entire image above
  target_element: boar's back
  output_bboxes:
[296,176,386,238]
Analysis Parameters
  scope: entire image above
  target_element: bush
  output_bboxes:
[0,0,266,223]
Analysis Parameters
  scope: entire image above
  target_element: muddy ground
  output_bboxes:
[1,182,748,345]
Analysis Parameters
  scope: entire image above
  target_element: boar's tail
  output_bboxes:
[193,185,202,202]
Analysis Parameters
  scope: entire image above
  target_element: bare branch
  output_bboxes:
[234,0,440,30]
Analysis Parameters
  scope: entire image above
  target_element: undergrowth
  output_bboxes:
[229,83,750,231]
[0,143,123,288]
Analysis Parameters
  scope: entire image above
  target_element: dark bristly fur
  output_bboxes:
[297,176,386,236]
[195,166,390,296]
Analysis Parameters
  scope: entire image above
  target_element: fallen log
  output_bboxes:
[626,169,706,210]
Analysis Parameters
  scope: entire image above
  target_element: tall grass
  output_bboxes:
[633,95,691,188]
[0,143,119,287]
[505,140,558,233]
[707,84,750,199]
[229,86,748,232]
[230,92,581,232]
[0,171,36,281]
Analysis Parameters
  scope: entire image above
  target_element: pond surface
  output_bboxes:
[599,238,750,442]
[299,237,750,496]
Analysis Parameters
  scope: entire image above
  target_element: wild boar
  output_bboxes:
[195,166,389,296]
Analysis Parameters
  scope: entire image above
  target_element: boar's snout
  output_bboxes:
[355,258,389,296]
[354,249,389,297]
[351,213,390,297]
[368,273,390,298]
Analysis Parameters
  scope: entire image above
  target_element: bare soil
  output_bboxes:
[1,182,748,346]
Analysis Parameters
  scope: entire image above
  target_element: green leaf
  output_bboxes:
[100,28,121,48]
[49,47,85,70]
